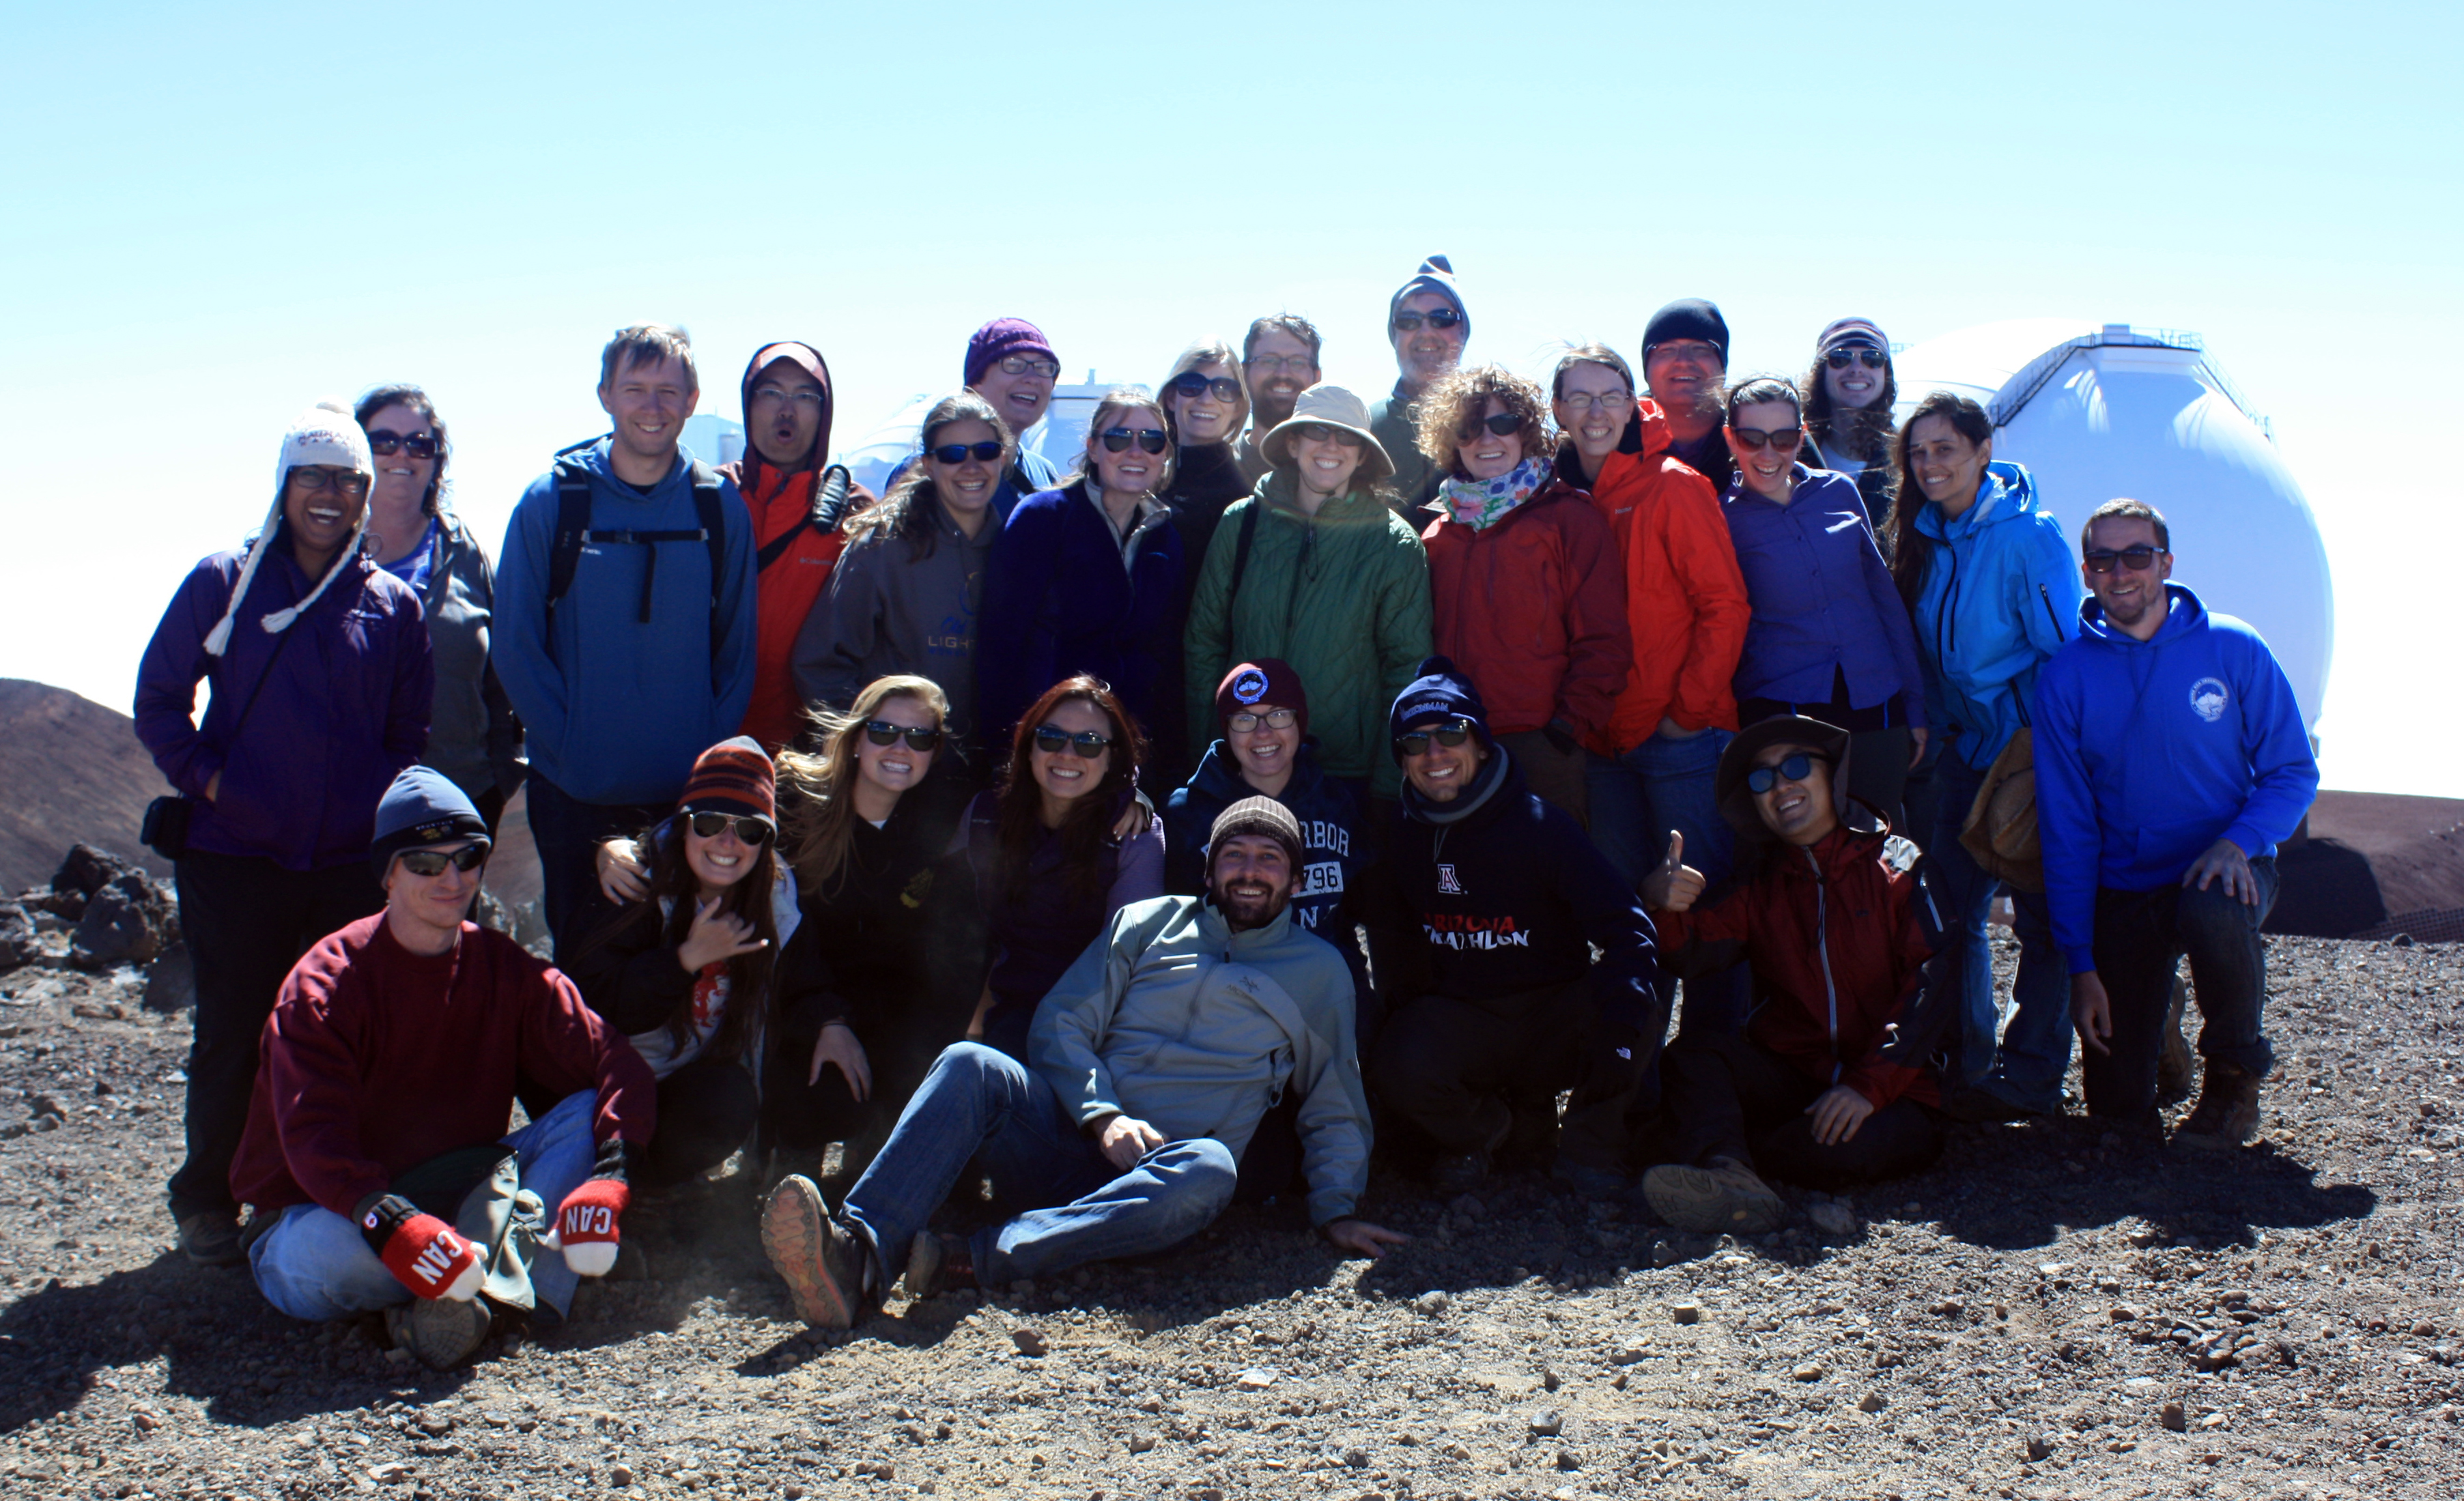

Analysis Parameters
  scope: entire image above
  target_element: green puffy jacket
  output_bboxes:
[1029,895,1371,1227]
[1183,472,1433,801]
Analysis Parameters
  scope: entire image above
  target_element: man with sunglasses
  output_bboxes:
[1234,315,1324,485]
[1368,257,1471,516]
[2033,500,2318,1147]
[1641,299,1734,494]
[1362,658,1664,1197]
[760,797,1400,1328]
[231,768,655,1369]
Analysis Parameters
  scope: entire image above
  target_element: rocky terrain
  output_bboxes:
[0,871,2456,1499]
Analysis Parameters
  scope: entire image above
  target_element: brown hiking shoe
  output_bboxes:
[761,1175,869,1329]
[176,1210,246,1268]
[1642,1156,1785,1234]
[2155,976,2194,1106]
[901,1231,978,1300]
[2172,1059,2262,1149]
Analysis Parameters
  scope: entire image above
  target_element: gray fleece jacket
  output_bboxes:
[789,500,997,747]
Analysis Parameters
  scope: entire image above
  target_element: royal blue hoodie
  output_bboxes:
[1910,461,2081,769]
[495,438,757,805]
[2033,582,2319,973]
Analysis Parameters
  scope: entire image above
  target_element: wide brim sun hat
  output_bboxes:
[1258,384,1394,483]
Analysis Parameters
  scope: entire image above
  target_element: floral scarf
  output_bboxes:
[1441,455,1550,531]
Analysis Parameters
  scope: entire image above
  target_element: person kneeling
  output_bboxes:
[760,799,1405,1327]
[232,769,657,1369]
[1640,717,1949,1233]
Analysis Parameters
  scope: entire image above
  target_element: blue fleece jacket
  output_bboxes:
[1723,466,1926,726]
[2033,582,2319,973]
[975,481,1183,744]
[494,439,757,805]
[1911,461,2081,769]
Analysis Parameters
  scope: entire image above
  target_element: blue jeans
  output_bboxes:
[249,1090,600,1321]
[1587,727,1744,1038]
[842,1044,1237,1285]
[1930,752,2069,1106]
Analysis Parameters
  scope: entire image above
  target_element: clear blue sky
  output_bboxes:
[5,2,2456,795]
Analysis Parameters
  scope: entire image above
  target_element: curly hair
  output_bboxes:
[1801,346,1898,467]
[1413,364,1552,476]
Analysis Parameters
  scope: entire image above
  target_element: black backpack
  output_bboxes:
[543,439,730,640]
[753,463,854,574]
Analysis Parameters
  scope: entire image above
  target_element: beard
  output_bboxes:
[1214,880,1292,931]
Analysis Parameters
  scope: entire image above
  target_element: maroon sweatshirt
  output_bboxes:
[229,914,657,1218]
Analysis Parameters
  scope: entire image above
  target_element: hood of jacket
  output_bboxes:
[1915,459,2039,545]
[2076,577,2204,648]
[1910,460,2078,768]
[737,341,836,481]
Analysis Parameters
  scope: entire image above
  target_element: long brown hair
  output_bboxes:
[995,675,1146,905]
[580,812,780,1065]
[778,674,950,900]
[849,391,1015,560]
[1888,392,1996,608]
[1800,347,1898,466]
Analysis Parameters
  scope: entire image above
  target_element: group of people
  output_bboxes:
[131,255,2319,1368]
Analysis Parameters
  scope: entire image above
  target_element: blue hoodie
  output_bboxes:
[1911,461,2082,769]
[2033,582,2319,973]
[1163,738,1363,939]
[495,438,757,805]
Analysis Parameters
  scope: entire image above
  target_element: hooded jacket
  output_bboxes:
[724,342,856,752]
[1724,465,1926,727]
[1421,468,1630,745]
[1910,461,2080,769]
[2033,582,2319,973]
[1030,894,1370,1227]
[135,532,434,871]
[1566,403,1751,754]
[976,479,1184,745]
[791,494,999,753]
[1163,738,1362,939]
[495,439,758,805]
[1183,472,1433,801]
[405,511,524,805]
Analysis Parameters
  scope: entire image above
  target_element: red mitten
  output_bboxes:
[550,1178,629,1277]
[357,1193,481,1302]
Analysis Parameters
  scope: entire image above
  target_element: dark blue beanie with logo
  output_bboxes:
[1388,655,1493,760]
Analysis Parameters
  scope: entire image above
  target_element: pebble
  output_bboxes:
[1555,1446,1583,1470]
[1609,1342,1648,1366]
[1809,1201,1857,1235]
[1540,1367,1561,1392]
[1413,1290,1449,1317]
[1126,1432,1157,1454]
[609,1463,634,1486]
[1930,1297,1965,1317]
[1235,1368,1278,1389]
[1529,1409,1564,1437]
[1792,1362,1826,1382]
[2161,1400,2188,1432]
[1342,1447,1369,1468]
[1858,1392,1886,1414]
[1671,1300,1701,1326]
[2025,1433,2054,1461]
[1010,1327,1049,1358]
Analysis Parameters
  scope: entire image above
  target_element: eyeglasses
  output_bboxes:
[1101,427,1168,455]
[1457,412,1523,442]
[1646,340,1723,366]
[1744,752,1826,795]
[1395,719,1474,758]
[1824,349,1888,371]
[1246,354,1318,374]
[365,430,440,459]
[397,844,488,877]
[1294,423,1363,449]
[995,355,1061,379]
[686,811,774,844]
[862,719,944,752]
[750,385,827,409]
[1391,308,1464,333]
[2083,545,2166,575]
[1729,425,1803,451]
[1228,708,1297,733]
[1556,390,1632,413]
[1033,726,1113,757]
[290,467,371,496]
[1170,371,1242,403]
[929,440,1004,465]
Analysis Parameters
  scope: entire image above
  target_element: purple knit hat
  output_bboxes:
[963,318,1058,387]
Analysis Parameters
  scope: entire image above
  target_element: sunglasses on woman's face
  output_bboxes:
[1391,308,1464,333]
[1744,752,1827,795]
[1100,427,1168,455]
[862,719,944,752]
[397,843,488,877]
[929,440,1004,466]
[1456,412,1522,442]
[1395,720,1474,758]
[686,811,773,844]
[1170,371,1242,403]
[1294,423,1363,449]
[366,430,440,459]
[1032,726,1113,757]
[1729,425,1803,451]
[1824,349,1888,371]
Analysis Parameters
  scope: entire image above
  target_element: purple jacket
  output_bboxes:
[1723,466,1927,727]
[135,538,434,872]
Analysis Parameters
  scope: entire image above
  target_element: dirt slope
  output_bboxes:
[0,681,169,894]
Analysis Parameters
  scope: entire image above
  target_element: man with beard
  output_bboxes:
[759,798,1402,1326]
[1369,256,1470,515]
[1641,300,1734,494]
[1234,314,1323,485]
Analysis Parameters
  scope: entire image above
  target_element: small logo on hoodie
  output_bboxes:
[1436,863,1462,895]
[2189,676,2230,723]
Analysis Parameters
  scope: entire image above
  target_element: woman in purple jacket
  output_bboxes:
[133,401,434,1267]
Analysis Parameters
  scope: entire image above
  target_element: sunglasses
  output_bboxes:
[366,430,440,459]
[1729,425,1803,451]
[929,439,1004,465]
[862,719,944,752]
[2084,545,2166,575]
[1744,752,1827,795]
[1170,371,1242,403]
[290,467,371,496]
[397,844,488,877]
[1395,719,1474,758]
[1033,726,1113,757]
[1101,427,1168,455]
[1824,349,1888,371]
[1391,308,1464,333]
[1456,412,1523,442]
[1294,422,1363,448]
[686,811,774,844]
[1228,707,1297,733]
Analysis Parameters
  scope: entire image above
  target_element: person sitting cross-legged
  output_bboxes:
[758,798,1406,1326]
[1639,717,1950,1233]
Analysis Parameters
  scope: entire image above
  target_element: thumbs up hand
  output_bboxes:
[1638,829,1706,912]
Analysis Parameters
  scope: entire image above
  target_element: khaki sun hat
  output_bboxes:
[1258,383,1394,483]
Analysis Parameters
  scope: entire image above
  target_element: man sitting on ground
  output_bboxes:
[231,768,656,1369]
[1638,717,1951,1232]
[761,799,1404,1327]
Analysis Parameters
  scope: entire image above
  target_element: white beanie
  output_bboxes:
[202,399,376,657]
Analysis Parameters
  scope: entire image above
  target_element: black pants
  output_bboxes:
[2081,859,2278,1122]
[1659,1031,1943,1190]
[637,1056,762,1190]
[762,998,972,1160]
[169,849,384,1216]
[525,773,663,960]
[1370,980,1638,1173]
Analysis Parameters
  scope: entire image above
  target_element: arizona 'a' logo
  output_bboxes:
[1436,863,1462,895]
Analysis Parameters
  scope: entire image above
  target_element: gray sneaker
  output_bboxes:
[384,1297,494,1370]
[1642,1157,1786,1234]
[175,1210,246,1268]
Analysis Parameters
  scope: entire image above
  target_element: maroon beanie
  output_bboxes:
[963,318,1058,388]
[678,735,776,827]
[1215,659,1309,738]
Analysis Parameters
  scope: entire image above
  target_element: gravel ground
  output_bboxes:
[1,933,2458,1500]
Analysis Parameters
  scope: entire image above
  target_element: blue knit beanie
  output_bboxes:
[369,767,490,877]
[1388,655,1492,760]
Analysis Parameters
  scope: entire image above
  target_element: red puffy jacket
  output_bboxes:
[1653,819,1942,1110]
[1420,476,1630,741]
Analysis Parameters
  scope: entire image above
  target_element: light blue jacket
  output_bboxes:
[1910,461,2081,769]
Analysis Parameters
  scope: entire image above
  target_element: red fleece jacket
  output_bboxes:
[734,461,850,750]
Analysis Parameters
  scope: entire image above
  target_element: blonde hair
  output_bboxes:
[1159,338,1250,446]
[1070,386,1177,494]
[779,675,952,897]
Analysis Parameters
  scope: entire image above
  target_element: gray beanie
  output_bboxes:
[1209,795,1304,872]
[1388,255,1469,340]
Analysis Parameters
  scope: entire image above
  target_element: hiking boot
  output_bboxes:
[1427,1151,1492,1197]
[1642,1156,1786,1235]
[384,1296,494,1371]
[2155,977,2195,1106]
[901,1231,978,1301]
[176,1209,246,1268]
[2172,1059,2262,1149]
[761,1175,868,1329]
